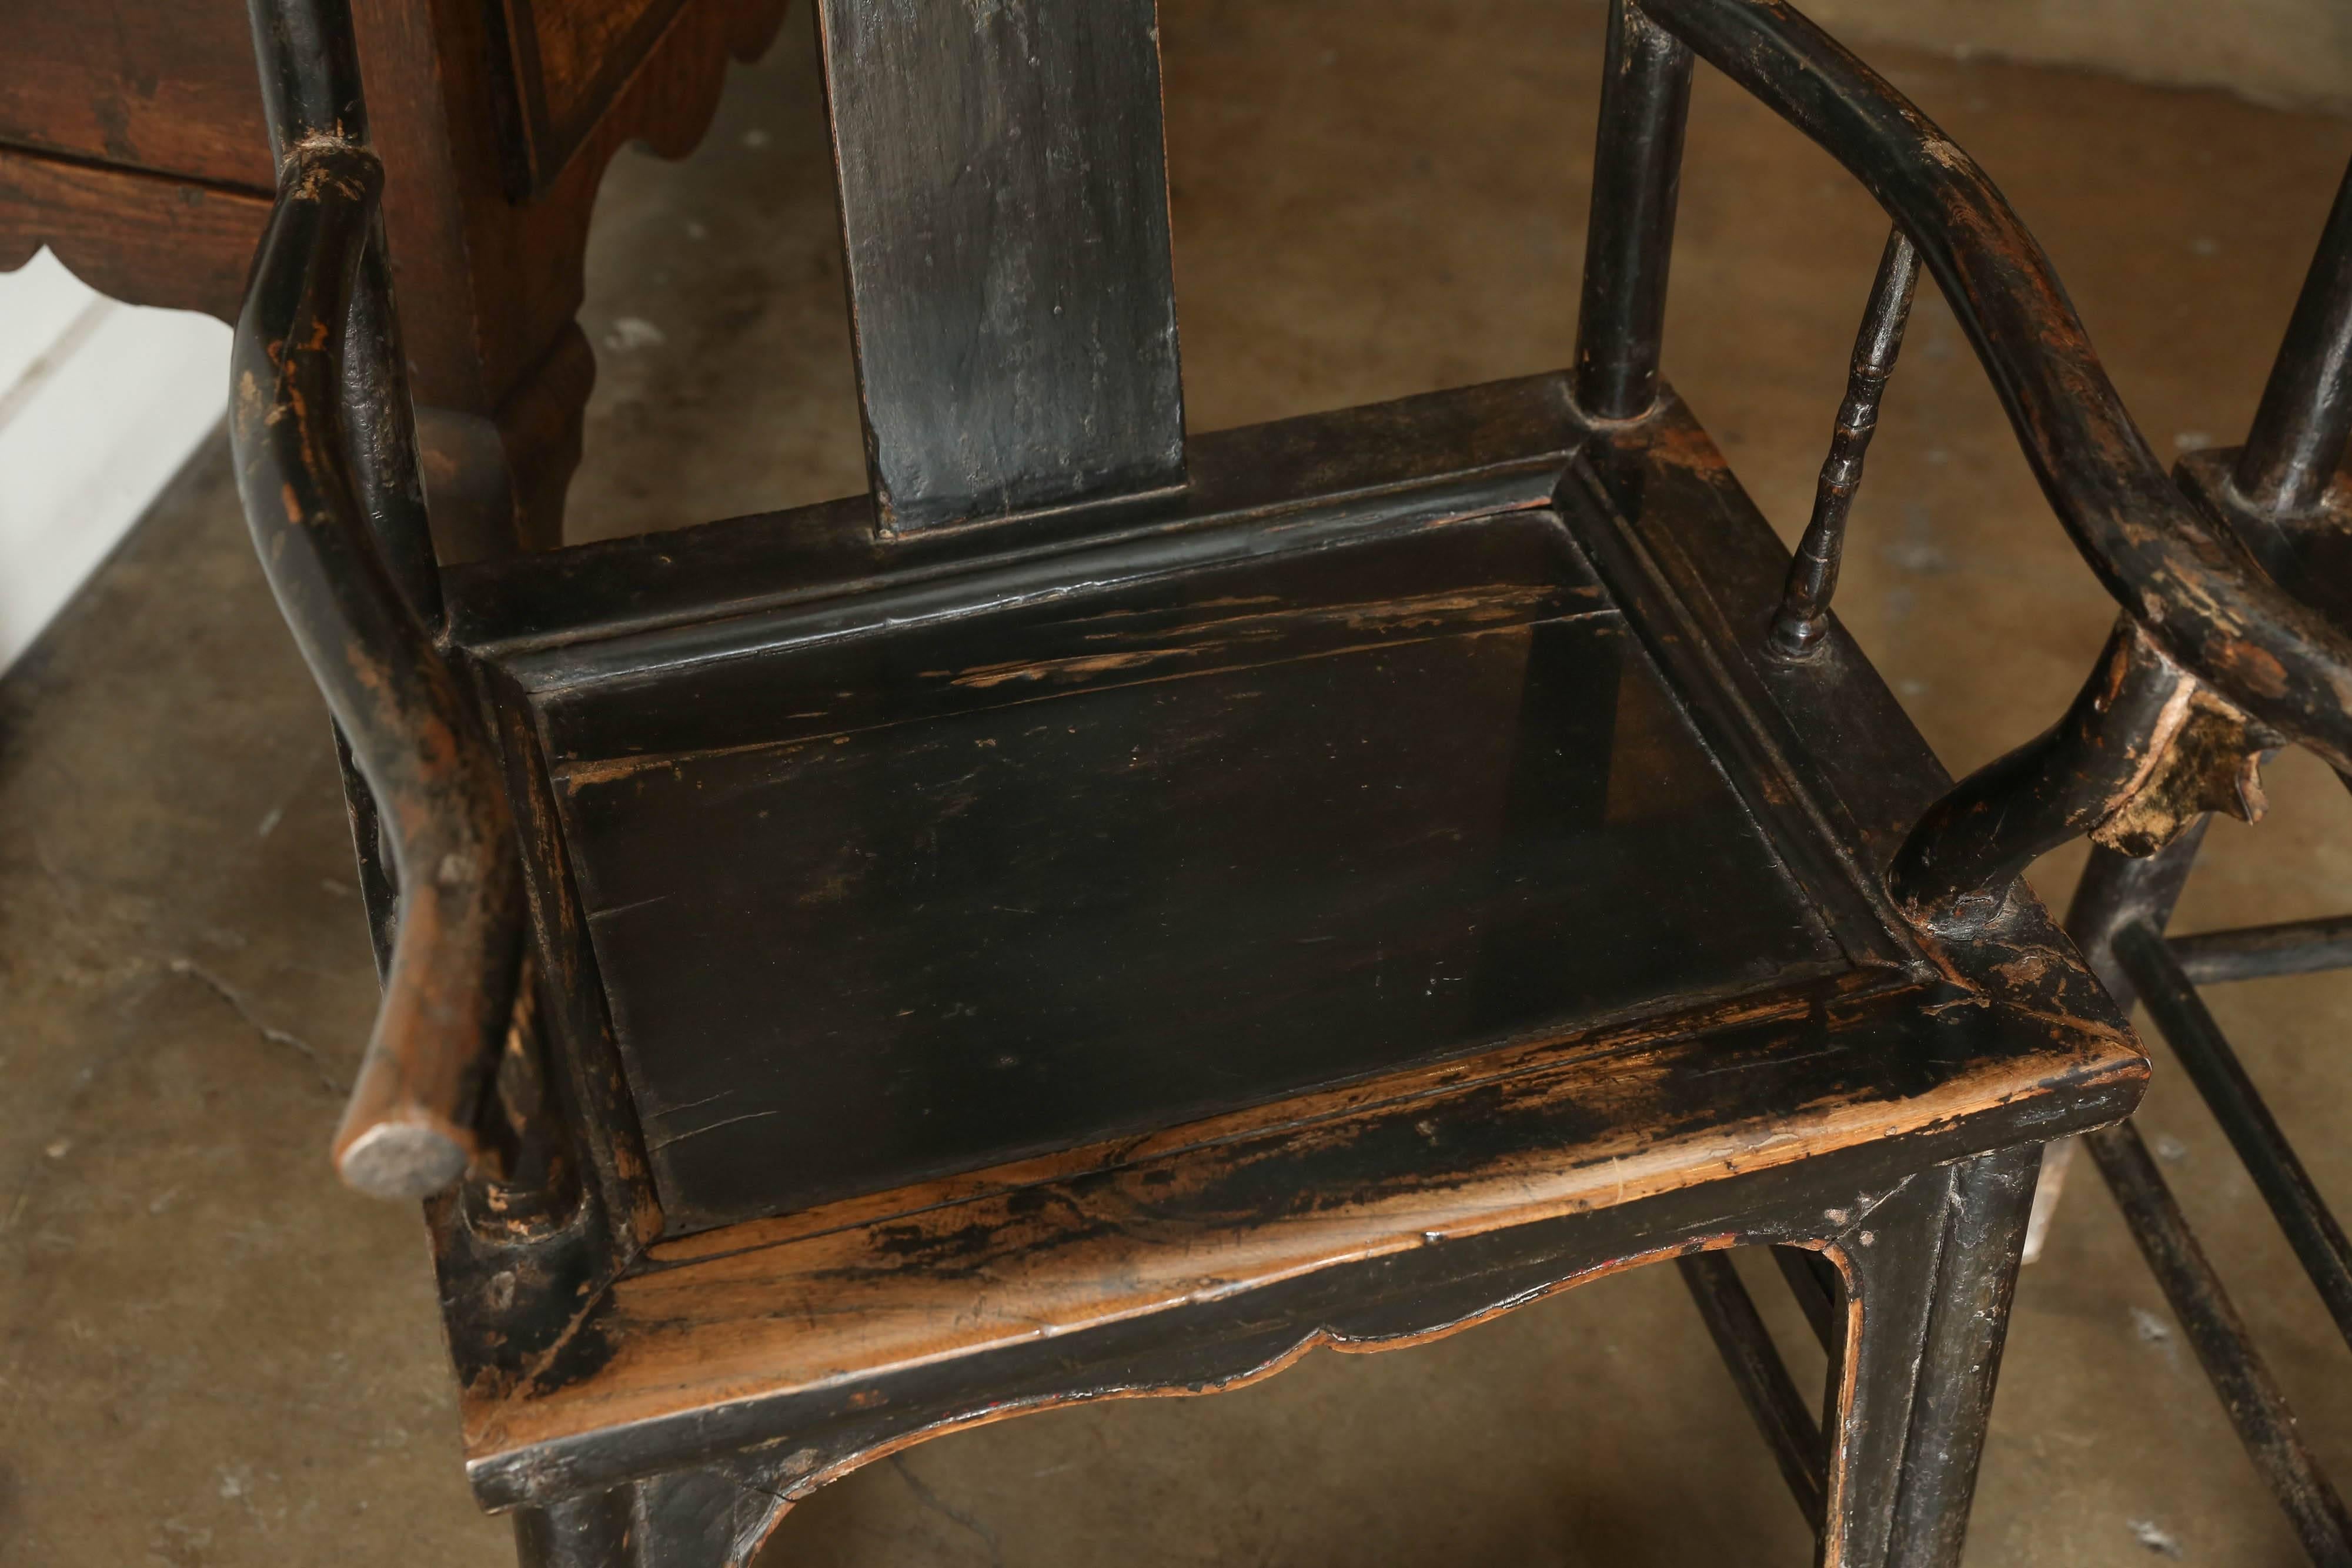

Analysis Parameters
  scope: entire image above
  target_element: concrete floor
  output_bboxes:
[6,3,2352,1564]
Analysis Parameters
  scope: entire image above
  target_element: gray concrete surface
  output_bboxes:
[6,2,2352,1563]
[1809,0,2352,118]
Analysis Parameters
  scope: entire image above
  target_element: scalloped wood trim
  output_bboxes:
[0,148,268,323]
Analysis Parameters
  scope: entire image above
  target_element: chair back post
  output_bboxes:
[1572,0,1693,422]
[2234,153,2352,520]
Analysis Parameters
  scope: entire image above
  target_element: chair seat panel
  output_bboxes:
[550,509,1847,1232]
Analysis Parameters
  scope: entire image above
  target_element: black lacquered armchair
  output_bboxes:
[226,0,2352,1562]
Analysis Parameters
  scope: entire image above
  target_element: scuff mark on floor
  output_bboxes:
[169,958,343,1096]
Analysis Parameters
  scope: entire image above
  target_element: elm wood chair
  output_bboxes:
[2016,153,2352,1566]
[231,0,2352,1559]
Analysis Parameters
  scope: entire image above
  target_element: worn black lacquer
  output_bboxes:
[1572,0,1693,422]
[227,1,2164,1563]
[2057,831,2352,1559]
[1631,0,2352,921]
[816,0,1186,532]
[2236,155,2352,519]
[2115,922,2352,1351]
[1679,1252,1826,1531]
[2087,1121,2352,1564]
[2170,914,2352,984]
[1769,228,1919,660]
[1885,620,2193,922]
[232,0,523,1198]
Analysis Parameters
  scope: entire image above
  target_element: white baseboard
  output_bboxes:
[0,248,232,676]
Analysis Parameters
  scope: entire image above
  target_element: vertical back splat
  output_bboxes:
[817,0,1187,534]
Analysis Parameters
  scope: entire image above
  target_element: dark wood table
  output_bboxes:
[0,0,785,559]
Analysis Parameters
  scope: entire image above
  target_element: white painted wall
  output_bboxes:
[0,249,230,676]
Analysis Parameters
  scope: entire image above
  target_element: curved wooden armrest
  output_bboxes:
[1627,0,2352,922]
[1646,0,2352,770]
[228,68,525,1196]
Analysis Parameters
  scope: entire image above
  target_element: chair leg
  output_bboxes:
[2023,823,2214,1263]
[514,1487,634,1568]
[512,1466,796,1568]
[1818,1146,2039,1568]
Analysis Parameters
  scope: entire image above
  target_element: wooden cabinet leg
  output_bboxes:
[512,1463,796,1568]
[494,323,600,553]
[1818,1147,2039,1568]
[417,323,598,562]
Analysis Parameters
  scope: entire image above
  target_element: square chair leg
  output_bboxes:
[1822,1147,2039,1568]
[514,1466,793,1568]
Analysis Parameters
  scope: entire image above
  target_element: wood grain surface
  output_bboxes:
[460,968,2141,1504]
[818,0,1185,531]
[0,146,268,320]
[492,0,694,196]
[549,507,1850,1231]
[0,0,275,189]
[422,369,2157,1539]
